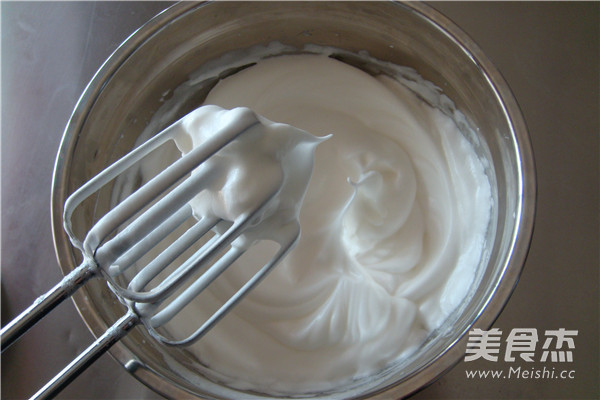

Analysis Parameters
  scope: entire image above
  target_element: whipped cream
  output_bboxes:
[174,105,326,250]
[145,53,492,394]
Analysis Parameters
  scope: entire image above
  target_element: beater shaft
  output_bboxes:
[0,262,95,351]
[31,312,139,400]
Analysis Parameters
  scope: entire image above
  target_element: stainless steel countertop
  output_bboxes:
[1,2,598,399]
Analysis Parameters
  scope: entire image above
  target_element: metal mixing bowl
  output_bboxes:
[51,2,535,398]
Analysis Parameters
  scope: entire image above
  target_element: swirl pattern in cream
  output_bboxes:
[167,54,492,393]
